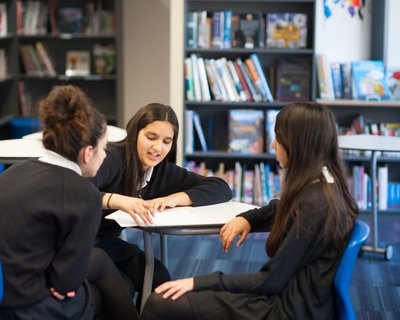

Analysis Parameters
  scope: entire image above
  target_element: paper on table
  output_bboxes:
[105,201,258,227]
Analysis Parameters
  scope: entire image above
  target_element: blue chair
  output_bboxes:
[334,220,370,320]
[0,262,3,302]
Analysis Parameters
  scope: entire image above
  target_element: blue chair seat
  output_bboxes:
[334,219,370,320]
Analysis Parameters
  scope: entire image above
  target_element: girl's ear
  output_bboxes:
[81,145,94,164]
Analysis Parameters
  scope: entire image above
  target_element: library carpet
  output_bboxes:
[125,213,400,319]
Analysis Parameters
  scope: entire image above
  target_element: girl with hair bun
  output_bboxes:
[0,85,138,320]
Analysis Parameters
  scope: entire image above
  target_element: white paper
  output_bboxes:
[105,201,258,227]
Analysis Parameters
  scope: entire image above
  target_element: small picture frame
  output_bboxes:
[65,50,90,76]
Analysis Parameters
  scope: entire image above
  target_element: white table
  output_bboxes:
[0,125,127,164]
[106,201,258,312]
[338,134,400,260]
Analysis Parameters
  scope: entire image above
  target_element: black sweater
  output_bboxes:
[0,160,102,308]
[192,182,349,320]
[90,144,233,238]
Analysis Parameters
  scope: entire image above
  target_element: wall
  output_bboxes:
[315,0,373,63]
[121,0,170,126]
[386,0,400,67]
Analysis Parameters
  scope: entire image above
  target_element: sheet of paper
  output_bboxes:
[105,201,258,227]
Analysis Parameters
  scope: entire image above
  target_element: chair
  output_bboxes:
[0,262,3,302]
[334,220,370,320]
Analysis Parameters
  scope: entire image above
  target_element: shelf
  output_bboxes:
[186,48,314,55]
[186,151,276,160]
[18,34,116,41]
[318,99,400,108]
[185,101,289,108]
[18,75,116,81]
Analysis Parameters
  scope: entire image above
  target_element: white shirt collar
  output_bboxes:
[322,166,334,183]
[39,149,82,175]
[139,166,154,189]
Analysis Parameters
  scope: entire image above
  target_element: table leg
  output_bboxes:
[160,234,168,267]
[361,150,393,260]
[141,230,154,313]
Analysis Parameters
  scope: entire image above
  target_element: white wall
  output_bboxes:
[386,0,400,67]
[121,0,170,126]
[315,0,373,63]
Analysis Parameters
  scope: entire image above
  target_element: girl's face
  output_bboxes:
[271,138,288,168]
[137,120,174,170]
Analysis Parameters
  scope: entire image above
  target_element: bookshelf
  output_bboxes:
[0,0,121,138]
[182,0,316,204]
[181,0,400,213]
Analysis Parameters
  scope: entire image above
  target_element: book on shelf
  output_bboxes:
[192,111,208,152]
[190,54,202,101]
[330,62,343,99]
[211,11,222,49]
[230,13,242,48]
[65,50,90,76]
[0,49,6,78]
[246,54,274,102]
[93,44,116,75]
[0,3,7,36]
[265,109,279,154]
[266,13,307,49]
[223,10,232,49]
[185,57,195,101]
[316,54,335,100]
[186,11,198,48]
[228,109,264,154]
[351,60,391,101]
[387,67,400,100]
[196,56,212,101]
[275,59,311,101]
[197,10,208,49]
[58,7,84,34]
[17,80,32,117]
[340,62,352,99]
[185,110,194,154]
[35,42,56,76]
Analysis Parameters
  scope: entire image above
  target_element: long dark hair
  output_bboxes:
[266,102,358,257]
[38,85,106,162]
[115,103,179,196]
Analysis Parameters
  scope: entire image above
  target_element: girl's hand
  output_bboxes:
[50,287,76,300]
[154,278,194,300]
[220,217,251,252]
[148,192,192,211]
[111,194,155,225]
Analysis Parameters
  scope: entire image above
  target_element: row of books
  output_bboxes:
[19,42,116,77]
[185,54,273,103]
[187,11,307,50]
[16,0,114,35]
[185,161,283,206]
[351,165,400,210]
[185,109,279,154]
[317,54,398,101]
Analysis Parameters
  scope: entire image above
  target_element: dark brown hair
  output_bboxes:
[38,85,106,162]
[115,103,179,196]
[267,102,358,256]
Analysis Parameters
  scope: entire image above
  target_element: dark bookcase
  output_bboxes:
[0,0,121,138]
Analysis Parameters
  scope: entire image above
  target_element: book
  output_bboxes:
[65,50,90,76]
[93,44,116,75]
[228,109,264,154]
[186,11,198,48]
[265,109,279,154]
[35,42,56,76]
[0,48,6,78]
[330,62,343,99]
[340,62,352,99]
[351,60,391,101]
[266,13,307,48]
[185,110,194,154]
[316,54,335,100]
[192,111,208,152]
[0,3,7,36]
[58,7,84,34]
[275,59,311,101]
[250,54,274,102]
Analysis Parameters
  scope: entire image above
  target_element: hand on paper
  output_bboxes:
[154,278,194,300]
[112,194,155,225]
[220,216,251,252]
[50,287,76,300]
[148,192,192,211]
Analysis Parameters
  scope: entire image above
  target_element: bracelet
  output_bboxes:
[107,193,114,209]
